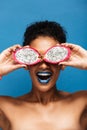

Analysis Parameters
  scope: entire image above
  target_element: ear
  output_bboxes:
[60,65,66,70]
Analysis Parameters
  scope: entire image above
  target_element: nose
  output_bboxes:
[39,60,50,69]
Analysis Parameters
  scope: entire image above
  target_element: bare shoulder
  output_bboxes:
[0,96,16,127]
[64,90,87,106]
[63,90,87,99]
[0,96,14,104]
[0,95,24,109]
[59,90,87,105]
[72,90,87,100]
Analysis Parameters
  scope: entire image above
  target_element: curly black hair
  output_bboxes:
[23,20,67,46]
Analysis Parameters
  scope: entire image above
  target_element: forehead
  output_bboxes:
[30,36,60,53]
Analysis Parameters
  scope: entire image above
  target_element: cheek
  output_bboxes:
[28,65,36,71]
[28,66,35,76]
[53,64,61,71]
[55,70,60,77]
[28,65,38,79]
[52,65,61,77]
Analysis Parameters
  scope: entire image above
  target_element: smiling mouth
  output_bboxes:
[36,71,52,84]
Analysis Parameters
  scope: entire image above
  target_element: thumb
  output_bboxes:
[59,61,70,66]
[13,64,27,70]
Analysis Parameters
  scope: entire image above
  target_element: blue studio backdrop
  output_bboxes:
[0,0,87,97]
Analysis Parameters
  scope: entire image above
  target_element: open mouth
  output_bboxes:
[36,71,52,84]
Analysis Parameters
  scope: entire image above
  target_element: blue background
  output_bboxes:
[0,0,87,97]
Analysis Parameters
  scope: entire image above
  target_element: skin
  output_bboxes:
[0,36,87,130]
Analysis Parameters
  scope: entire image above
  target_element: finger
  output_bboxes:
[23,45,30,48]
[59,61,69,66]
[60,43,70,47]
[59,65,66,70]
[11,44,22,52]
[1,45,22,57]
[2,44,21,52]
[56,43,60,46]
[61,43,82,51]
[12,64,27,70]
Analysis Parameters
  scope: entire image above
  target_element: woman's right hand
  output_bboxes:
[0,45,27,77]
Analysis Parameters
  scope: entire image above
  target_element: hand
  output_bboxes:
[59,43,87,69]
[0,45,27,76]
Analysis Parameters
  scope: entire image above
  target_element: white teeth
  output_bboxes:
[37,72,52,76]
[38,73,50,76]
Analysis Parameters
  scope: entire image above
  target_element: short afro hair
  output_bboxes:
[23,20,67,46]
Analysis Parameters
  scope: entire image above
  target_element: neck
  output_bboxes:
[29,85,60,105]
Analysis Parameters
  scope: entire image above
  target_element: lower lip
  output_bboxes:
[38,77,51,84]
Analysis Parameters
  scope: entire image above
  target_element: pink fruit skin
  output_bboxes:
[13,47,41,65]
[13,45,71,65]
[43,45,71,64]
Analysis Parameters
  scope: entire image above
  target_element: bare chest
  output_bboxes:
[12,121,81,130]
[10,109,81,130]
[2,100,86,130]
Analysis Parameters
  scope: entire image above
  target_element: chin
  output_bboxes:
[36,83,55,92]
[38,87,51,92]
